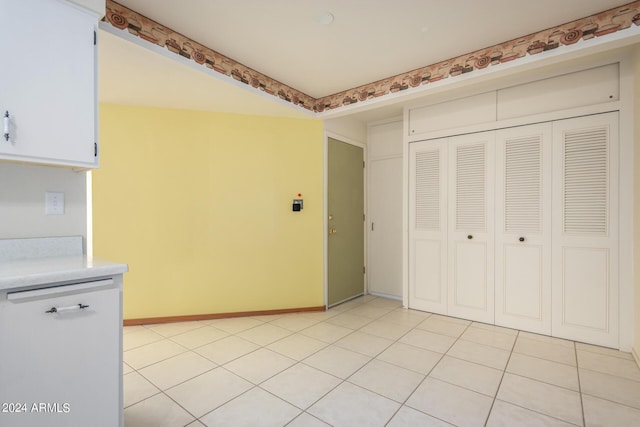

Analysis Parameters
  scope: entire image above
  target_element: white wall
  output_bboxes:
[0,163,87,244]
[324,117,367,143]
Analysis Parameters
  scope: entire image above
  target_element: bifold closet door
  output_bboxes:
[495,123,552,334]
[408,138,448,313]
[552,112,619,348]
[447,132,495,324]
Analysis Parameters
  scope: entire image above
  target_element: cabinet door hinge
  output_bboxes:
[363,266,366,274]
[94,142,98,157]
[94,31,97,45]
[363,161,365,168]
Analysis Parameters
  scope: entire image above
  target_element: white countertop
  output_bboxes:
[0,256,128,291]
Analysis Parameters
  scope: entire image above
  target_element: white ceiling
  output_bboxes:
[99,0,632,120]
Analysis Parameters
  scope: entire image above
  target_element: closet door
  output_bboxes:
[495,124,552,334]
[552,112,619,348]
[409,138,448,313]
[448,132,495,323]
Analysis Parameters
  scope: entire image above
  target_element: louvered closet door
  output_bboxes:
[495,123,552,334]
[409,138,448,313]
[448,132,495,323]
[552,112,619,348]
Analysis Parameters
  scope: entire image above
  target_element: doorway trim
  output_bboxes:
[324,131,367,308]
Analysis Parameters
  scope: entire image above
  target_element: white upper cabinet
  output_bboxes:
[0,0,98,168]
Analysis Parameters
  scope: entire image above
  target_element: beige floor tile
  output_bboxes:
[123,328,164,351]
[360,319,414,340]
[169,325,229,349]
[145,321,207,337]
[266,333,328,360]
[486,400,577,427]
[193,335,259,365]
[378,309,430,327]
[138,351,216,390]
[300,322,354,343]
[287,412,331,427]
[376,342,443,375]
[430,356,503,397]
[236,322,292,346]
[334,331,394,357]
[326,312,375,329]
[471,322,518,336]
[303,345,371,379]
[223,348,296,384]
[576,342,635,360]
[506,352,579,391]
[582,394,640,427]
[513,336,576,366]
[496,373,582,425]
[446,339,510,370]
[366,297,403,308]
[308,382,400,427]
[346,304,395,319]
[123,325,146,334]
[519,331,575,348]
[348,359,424,402]
[298,310,341,321]
[579,368,640,409]
[124,393,194,427]
[124,339,187,370]
[406,377,493,427]
[429,314,472,326]
[577,350,640,381]
[165,368,252,417]
[200,387,300,427]
[268,314,321,332]
[261,363,341,409]
[417,316,468,338]
[123,362,134,374]
[123,371,160,408]
[460,327,516,351]
[399,329,456,353]
[331,299,366,312]
[387,406,455,427]
[206,317,264,334]
[185,421,206,427]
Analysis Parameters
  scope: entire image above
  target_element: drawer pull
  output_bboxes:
[45,304,89,314]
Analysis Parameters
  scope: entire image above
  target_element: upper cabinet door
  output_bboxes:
[447,131,495,324]
[495,123,552,335]
[0,0,97,168]
[408,138,448,314]
[552,112,619,348]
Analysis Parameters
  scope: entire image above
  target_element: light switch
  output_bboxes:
[45,192,65,215]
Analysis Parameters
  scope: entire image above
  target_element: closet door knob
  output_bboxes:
[467,235,473,240]
[519,237,525,242]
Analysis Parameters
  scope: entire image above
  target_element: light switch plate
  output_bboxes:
[45,192,65,215]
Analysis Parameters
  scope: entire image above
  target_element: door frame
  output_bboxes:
[324,132,367,308]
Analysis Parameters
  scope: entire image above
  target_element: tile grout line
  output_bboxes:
[483,328,519,427]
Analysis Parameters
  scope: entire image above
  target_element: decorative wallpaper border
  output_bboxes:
[105,0,640,114]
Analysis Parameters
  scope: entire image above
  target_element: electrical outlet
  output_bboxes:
[45,192,65,215]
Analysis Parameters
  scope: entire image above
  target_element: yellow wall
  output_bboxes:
[634,50,640,363]
[93,104,324,320]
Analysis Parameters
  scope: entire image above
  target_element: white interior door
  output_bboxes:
[409,138,448,313]
[448,132,495,323]
[495,123,552,334]
[552,112,619,348]
[369,156,403,297]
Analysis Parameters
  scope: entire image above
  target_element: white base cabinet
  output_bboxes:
[409,112,620,348]
[0,0,98,168]
[0,277,123,427]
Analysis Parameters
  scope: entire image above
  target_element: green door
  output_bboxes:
[328,137,365,306]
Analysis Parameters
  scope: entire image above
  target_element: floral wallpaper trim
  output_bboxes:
[105,0,640,114]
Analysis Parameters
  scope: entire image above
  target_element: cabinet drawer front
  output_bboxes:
[0,286,120,427]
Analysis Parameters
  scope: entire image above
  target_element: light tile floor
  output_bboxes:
[122,295,640,427]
